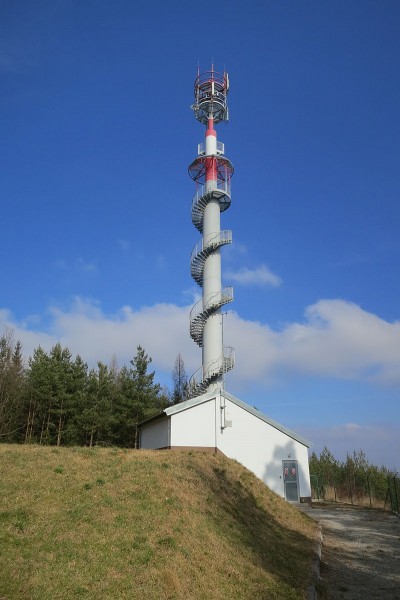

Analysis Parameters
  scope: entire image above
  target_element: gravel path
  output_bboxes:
[305,503,400,599]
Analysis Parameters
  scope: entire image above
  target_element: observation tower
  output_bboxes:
[188,66,235,398]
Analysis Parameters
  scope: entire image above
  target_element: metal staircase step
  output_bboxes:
[189,287,234,346]
[187,347,235,399]
[192,187,232,233]
[190,231,232,286]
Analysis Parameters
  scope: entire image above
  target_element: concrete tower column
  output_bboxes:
[202,119,222,384]
[188,67,235,398]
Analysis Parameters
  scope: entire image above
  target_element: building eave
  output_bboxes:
[139,411,169,427]
[164,388,218,417]
[160,388,312,448]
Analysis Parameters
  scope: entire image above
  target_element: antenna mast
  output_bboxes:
[188,66,235,398]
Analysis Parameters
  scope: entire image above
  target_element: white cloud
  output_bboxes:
[226,299,400,386]
[0,298,198,375]
[280,300,400,383]
[226,265,282,287]
[7,296,398,467]
[182,287,201,304]
[1,298,400,389]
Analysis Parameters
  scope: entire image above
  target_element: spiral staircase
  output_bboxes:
[187,346,235,397]
[187,181,235,399]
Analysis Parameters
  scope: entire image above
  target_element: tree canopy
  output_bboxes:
[0,333,170,448]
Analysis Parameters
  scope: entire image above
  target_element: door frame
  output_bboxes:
[282,459,299,502]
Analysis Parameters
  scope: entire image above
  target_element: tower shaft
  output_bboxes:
[188,69,235,398]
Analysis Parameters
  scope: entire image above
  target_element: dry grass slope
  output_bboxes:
[0,445,317,600]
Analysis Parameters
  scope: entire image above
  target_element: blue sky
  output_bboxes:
[1,1,399,469]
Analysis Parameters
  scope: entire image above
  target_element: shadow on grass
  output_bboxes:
[192,459,315,595]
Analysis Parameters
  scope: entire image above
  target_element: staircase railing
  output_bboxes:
[192,181,231,211]
[190,230,232,265]
[190,286,233,325]
[187,346,236,398]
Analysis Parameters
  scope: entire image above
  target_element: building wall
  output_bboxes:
[140,394,311,501]
[140,417,169,449]
[170,399,217,448]
[215,395,311,499]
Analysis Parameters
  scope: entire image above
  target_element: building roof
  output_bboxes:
[141,388,311,448]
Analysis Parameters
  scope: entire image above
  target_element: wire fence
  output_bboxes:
[310,472,400,512]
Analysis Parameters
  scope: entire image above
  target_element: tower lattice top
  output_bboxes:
[191,69,229,125]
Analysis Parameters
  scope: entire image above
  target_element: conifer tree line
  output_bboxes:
[309,446,398,507]
[0,330,188,448]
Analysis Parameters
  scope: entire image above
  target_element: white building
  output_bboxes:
[140,389,312,503]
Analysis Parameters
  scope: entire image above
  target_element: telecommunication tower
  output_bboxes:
[188,66,235,398]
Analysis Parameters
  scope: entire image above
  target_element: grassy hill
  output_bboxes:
[0,445,317,600]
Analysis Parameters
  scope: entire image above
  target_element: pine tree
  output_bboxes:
[49,343,74,447]
[171,353,188,404]
[115,346,163,447]
[78,362,116,447]
[24,343,75,445]
[64,355,89,445]
[0,331,26,442]
[24,346,52,443]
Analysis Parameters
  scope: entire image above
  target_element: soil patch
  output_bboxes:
[305,503,400,599]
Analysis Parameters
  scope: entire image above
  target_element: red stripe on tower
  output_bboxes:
[205,157,217,181]
[206,118,216,137]
[205,117,217,181]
